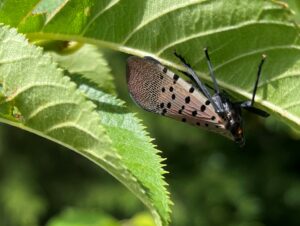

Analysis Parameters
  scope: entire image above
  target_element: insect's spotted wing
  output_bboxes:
[126,56,233,140]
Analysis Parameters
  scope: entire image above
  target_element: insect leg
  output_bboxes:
[240,55,266,108]
[173,52,213,101]
[239,54,269,117]
[174,51,224,112]
[250,54,267,106]
[204,48,220,94]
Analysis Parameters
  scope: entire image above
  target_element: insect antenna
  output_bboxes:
[250,54,267,106]
[204,48,220,94]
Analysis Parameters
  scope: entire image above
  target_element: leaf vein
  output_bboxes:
[122,0,206,44]
[156,21,294,56]
[257,72,300,89]
[213,45,300,72]
[283,101,300,110]
[27,101,78,120]
[6,83,67,101]
[44,121,101,142]
[81,0,121,35]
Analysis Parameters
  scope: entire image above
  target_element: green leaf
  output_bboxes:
[0,161,46,226]
[0,0,41,27]
[46,208,120,226]
[51,44,171,225]
[6,0,299,129]
[46,209,156,226]
[283,0,300,22]
[0,25,170,226]
[77,84,170,226]
[2,0,300,225]
[50,44,116,94]
[51,45,171,225]
[129,212,157,226]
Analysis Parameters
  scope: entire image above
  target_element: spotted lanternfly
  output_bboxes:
[126,48,269,146]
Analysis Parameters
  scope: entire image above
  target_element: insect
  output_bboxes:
[126,48,269,146]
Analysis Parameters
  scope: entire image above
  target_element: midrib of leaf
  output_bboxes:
[26,21,295,64]
[0,117,114,166]
[26,22,300,129]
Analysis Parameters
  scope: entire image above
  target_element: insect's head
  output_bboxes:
[217,94,245,146]
[227,105,244,146]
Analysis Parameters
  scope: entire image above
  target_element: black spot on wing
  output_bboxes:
[173,74,179,84]
[185,96,190,104]
[201,105,206,112]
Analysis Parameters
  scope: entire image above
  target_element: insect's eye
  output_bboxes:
[230,122,241,134]
[237,127,243,135]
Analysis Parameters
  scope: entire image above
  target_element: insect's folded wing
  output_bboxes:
[126,56,233,140]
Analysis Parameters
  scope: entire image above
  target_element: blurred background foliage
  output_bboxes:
[1,0,300,226]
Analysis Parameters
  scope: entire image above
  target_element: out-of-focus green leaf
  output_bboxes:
[46,209,156,226]
[50,44,115,94]
[283,0,300,22]
[0,0,41,27]
[0,25,170,226]
[75,182,142,214]
[129,212,157,226]
[0,161,46,226]
[46,208,120,226]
